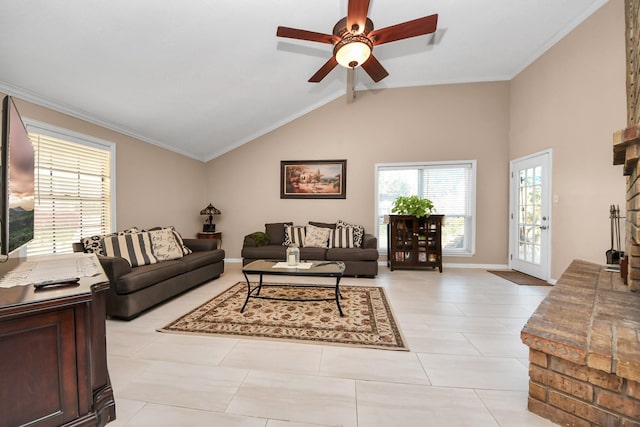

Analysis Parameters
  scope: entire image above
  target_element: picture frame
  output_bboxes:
[280,159,347,199]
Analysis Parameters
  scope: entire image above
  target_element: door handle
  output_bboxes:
[540,225,547,230]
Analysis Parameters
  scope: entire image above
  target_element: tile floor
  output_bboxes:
[106,263,557,427]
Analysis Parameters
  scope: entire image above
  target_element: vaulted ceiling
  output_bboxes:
[0,0,607,161]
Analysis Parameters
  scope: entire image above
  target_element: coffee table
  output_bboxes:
[241,260,346,316]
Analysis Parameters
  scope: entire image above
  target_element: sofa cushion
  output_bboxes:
[148,228,184,261]
[114,260,187,294]
[284,225,306,247]
[180,249,225,271]
[300,247,327,260]
[328,227,356,248]
[265,222,291,245]
[304,224,330,248]
[336,220,365,247]
[103,232,158,267]
[326,248,379,262]
[242,245,286,260]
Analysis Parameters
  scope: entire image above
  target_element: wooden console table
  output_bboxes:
[0,260,116,427]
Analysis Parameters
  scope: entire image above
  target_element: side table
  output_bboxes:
[197,232,222,242]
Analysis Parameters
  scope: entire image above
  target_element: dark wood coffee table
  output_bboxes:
[241,260,346,316]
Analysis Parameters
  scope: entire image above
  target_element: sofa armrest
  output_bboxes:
[243,234,258,247]
[183,238,219,251]
[362,233,378,249]
[243,231,271,248]
[97,256,132,285]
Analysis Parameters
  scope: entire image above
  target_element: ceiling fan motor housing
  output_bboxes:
[332,17,374,37]
[332,17,374,68]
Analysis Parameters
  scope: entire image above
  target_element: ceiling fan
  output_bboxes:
[276,0,438,83]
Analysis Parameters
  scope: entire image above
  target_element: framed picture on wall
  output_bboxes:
[280,160,347,199]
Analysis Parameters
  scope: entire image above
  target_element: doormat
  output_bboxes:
[487,270,551,286]
[159,282,408,351]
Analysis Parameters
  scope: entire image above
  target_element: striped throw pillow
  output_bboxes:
[102,232,158,267]
[283,225,306,247]
[336,220,364,247]
[328,227,355,248]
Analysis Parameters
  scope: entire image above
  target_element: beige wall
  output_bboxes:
[1,94,208,239]
[206,82,511,264]
[0,0,626,281]
[510,0,627,279]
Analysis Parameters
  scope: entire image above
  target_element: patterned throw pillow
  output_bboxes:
[328,227,356,248]
[143,226,192,255]
[82,235,104,254]
[148,228,184,261]
[102,231,158,267]
[336,220,364,247]
[304,224,331,248]
[81,227,140,255]
[283,225,306,247]
[160,226,192,255]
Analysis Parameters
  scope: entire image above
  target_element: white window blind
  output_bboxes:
[25,124,114,256]
[376,161,476,256]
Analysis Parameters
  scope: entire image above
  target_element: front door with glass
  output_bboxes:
[509,150,551,281]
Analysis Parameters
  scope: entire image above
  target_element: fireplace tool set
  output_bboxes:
[606,204,623,267]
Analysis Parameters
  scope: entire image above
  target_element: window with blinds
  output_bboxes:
[376,161,476,256]
[25,121,114,256]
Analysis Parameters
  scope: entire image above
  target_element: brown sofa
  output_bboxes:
[74,233,225,319]
[241,221,379,277]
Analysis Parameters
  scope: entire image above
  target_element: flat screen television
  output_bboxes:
[1,95,35,255]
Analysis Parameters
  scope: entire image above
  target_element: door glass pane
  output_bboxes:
[517,166,542,266]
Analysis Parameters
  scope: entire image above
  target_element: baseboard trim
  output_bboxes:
[229,258,510,271]
[377,261,509,270]
[229,259,557,282]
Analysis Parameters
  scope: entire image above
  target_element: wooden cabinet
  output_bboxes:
[0,270,115,427]
[387,214,443,272]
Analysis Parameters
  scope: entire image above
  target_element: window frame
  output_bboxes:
[374,160,477,257]
[23,118,116,255]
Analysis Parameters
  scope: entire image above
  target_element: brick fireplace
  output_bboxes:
[521,260,640,425]
[616,0,640,293]
[521,3,640,425]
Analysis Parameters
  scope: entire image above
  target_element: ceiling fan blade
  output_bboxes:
[309,57,339,82]
[361,54,389,82]
[346,0,370,34]
[277,26,339,45]
[369,14,438,45]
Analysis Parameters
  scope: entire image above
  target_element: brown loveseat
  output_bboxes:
[241,221,379,277]
[74,227,225,319]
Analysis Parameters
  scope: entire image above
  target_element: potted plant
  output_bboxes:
[391,195,434,218]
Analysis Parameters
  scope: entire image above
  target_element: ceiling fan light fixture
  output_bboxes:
[334,34,372,68]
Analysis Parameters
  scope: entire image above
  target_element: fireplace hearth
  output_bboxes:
[521,259,640,425]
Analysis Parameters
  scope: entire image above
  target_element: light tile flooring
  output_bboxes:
[106,263,557,427]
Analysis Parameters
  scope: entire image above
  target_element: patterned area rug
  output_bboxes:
[159,282,408,351]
